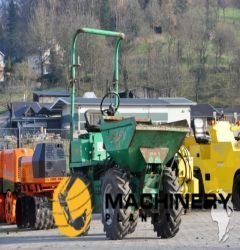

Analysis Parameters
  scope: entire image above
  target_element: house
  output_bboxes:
[27,47,52,76]
[190,104,240,123]
[0,51,5,82]
[50,97,195,132]
[8,89,70,130]
[8,102,62,129]
[191,104,219,120]
[9,88,195,134]
[216,106,240,123]
[33,90,70,103]
[118,87,176,98]
[27,44,61,77]
[27,54,48,76]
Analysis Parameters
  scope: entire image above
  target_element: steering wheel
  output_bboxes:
[100,92,120,116]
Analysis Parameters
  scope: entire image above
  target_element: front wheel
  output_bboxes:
[232,174,240,210]
[152,167,183,238]
[101,168,134,240]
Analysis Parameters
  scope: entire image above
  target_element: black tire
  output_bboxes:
[33,196,41,229]
[42,196,54,229]
[232,174,240,210]
[128,209,139,234]
[152,167,183,238]
[16,197,25,228]
[101,168,134,240]
[16,196,34,229]
[32,196,54,230]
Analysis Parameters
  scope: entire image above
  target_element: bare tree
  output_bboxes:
[27,0,55,79]
[14,61,37,100]
[213,23,235,66]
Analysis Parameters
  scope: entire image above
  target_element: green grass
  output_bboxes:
[44,87,68,91]
[0,91,25,112]
[219,7,240,23]
[131,37,165,54]
[131,42,149,53]
[0,106,7,113]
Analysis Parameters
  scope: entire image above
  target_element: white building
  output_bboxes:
[27,50,50,77]
[50,97,195,132]
[27,44,61,77]
[0,51,5,82]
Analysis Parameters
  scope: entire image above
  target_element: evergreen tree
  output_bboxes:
[6,0,20,63]
[100,0,112,30]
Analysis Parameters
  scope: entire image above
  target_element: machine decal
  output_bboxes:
[52,176,92,237]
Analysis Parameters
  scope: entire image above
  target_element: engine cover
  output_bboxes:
[32,143,66,178]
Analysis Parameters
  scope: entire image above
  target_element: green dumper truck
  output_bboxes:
[68,28,189,240]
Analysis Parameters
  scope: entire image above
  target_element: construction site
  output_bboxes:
[1,1,240,249]
[0,26,239,249]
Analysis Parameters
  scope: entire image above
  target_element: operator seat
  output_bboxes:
[84,109,102,132]
[191,118,210,144]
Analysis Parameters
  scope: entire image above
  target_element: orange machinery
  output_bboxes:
[0,143,66,229]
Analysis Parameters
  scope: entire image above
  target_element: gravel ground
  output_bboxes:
[0,211,239,250]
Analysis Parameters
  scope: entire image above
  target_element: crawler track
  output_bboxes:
[33,196,54,230]
[16,195,54,230]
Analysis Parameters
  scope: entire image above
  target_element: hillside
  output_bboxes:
[0,0,240,110]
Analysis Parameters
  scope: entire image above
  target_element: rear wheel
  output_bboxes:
[5,191,16,224]
[0,194,5,222]
[101,168,135,240]
[152,167,183,238]
[16,196,26,228]
[33,196,54,229]
[33,196,42,229]
[128,208,139,234]
[232,174,240,210]
[16,196,36,229]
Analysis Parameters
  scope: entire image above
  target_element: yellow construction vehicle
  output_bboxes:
[178,117,240,209]
[178,147,199,196]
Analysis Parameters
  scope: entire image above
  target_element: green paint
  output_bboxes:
[70,28,124,141]
[70,132,107,165]
[3,179,15,193]
[68,28,189,216]
[92,180,101,213]
[143,174,160,195]
[100,117,189,172]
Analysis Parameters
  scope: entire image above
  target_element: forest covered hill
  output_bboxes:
[0,0,240,109]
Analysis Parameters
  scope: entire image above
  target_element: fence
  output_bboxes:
[0,128,70,158]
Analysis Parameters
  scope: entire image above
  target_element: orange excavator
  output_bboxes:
[0,143,66,229]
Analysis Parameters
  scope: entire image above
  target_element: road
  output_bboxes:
[0,211,239,250]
